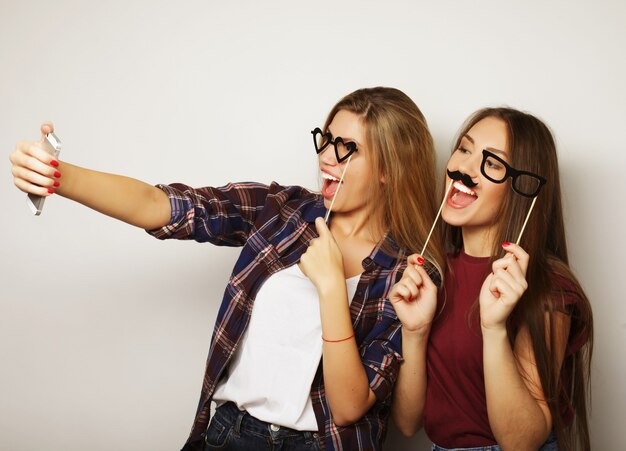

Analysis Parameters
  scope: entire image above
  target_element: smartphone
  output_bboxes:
[27,132,62,215]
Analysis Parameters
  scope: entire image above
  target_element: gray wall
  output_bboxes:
[1,1,624,450]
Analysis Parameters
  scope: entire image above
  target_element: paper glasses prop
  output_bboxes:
[480,149,546,244]
[419,149,547,258]
[311,128,359,222]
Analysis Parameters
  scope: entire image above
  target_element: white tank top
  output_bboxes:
[212,263,361,430]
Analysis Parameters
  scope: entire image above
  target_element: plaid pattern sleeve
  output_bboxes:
[361,299,404,402]
[359,258,442,402]
[315,255,443,449]
[147,181,271,246]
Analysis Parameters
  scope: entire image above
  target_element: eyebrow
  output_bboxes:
[485,146,508,158]
[464,133,507,157]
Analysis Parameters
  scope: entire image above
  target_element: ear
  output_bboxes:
[379,173,386,184]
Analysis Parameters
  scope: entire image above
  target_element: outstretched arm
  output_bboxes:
[11,123,171,229]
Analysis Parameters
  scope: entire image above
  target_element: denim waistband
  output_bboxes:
[215,402,319,443]
[432,431,558,451]
[432,445,501,451]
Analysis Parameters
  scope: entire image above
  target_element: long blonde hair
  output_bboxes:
[323,87,444,274]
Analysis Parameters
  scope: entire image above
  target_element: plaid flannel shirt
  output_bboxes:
[148,181,439,451]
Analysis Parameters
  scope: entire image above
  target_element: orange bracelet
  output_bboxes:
[322,332,355,343]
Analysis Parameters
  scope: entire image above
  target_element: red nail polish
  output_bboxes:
[53,181,60,187]
[50,160,59,167]
[54,171,61,178]
[502,242,510,247]
[417,256,425,265]
[48,187,55,194]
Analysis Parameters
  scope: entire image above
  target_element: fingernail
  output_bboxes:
[50,160,59,167]
[502,242,510,247]
[53,180,60,187]
[417,256,425,265]
[48,187,55,194]
[54,171,61,178]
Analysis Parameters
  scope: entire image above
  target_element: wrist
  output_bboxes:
[316,277,347,300]
[54,161,79,198]
[401,324,431,341]
[53,161,68,196]
[480,324,508,339]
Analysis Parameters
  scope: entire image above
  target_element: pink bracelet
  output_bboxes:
[322,332,355,343]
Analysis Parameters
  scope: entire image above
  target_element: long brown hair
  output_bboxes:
[443,107,593,450]
[322,87,445,275]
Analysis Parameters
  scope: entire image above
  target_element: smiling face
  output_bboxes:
[318,109,374,218]
[442,116,511,249]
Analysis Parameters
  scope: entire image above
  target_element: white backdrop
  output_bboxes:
[1,1,624,450]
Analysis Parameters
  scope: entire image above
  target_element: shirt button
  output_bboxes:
[270,424,280,432]
[362,257,372,268]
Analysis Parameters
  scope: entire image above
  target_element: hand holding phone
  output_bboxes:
[27,132,62,215]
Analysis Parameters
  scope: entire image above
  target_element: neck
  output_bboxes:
[329,209,382,243]
[461,225,497,257]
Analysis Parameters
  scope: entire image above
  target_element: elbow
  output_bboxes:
[397,423,419,438]
[331,401,374,427]
[332,418,353,428]
[496,431,549,451]
[494,417,552,451]
[393,415,422,437]
[332,410,364,428]
[328,389,376,427]
[498,440,538,451]
[391,403,423,437]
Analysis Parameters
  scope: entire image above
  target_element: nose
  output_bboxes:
[456,151,481,178]
[318,146,337,166]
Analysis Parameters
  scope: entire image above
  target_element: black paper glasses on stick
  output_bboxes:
[480,150,546,198]
[311,127,358,163]
[419,149,547,259]
[479,150,546,243]
[311,127,359,222]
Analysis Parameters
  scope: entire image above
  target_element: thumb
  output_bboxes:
[415,264,437,291]
[41,122,54,141]
[314,216,330,237]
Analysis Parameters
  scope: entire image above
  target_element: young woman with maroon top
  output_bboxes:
[9,88,445,450]
[389,108,593,450]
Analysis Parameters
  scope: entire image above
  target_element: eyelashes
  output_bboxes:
[447,169,478,188]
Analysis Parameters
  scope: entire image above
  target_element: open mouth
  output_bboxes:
[321,171,342,199]
[322,171,341,182]
[448,181,478,208]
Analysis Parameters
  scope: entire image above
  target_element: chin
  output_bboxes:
[441,210,467,228]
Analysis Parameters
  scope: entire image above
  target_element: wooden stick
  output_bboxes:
[515,196,537,245]
[420,180,454,257]
[324,155,352,223]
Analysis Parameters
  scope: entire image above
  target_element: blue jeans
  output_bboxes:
[432,431,559,451]
[203,402,321,451]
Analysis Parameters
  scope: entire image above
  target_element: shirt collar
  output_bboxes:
[303,196,327,223]
[368,232,404,269]
[303,197,403,270]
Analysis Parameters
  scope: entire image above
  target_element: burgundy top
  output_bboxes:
[423,250,587,447]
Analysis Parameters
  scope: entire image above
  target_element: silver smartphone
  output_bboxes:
[27,132,62,215]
